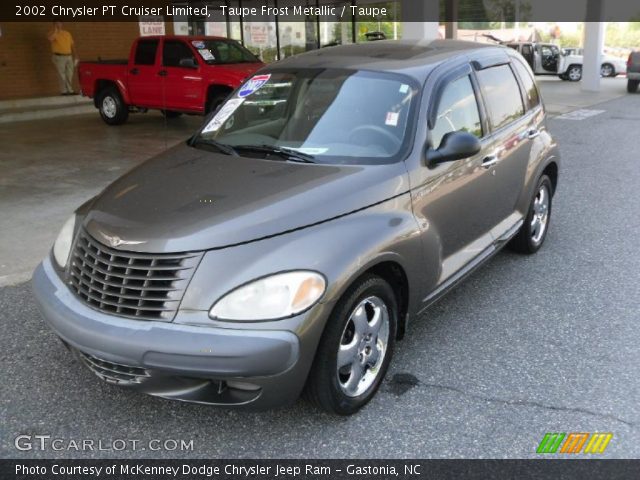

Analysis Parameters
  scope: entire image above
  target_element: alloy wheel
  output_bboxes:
[531,184,550,244]
[102,96,117,118]
[337,296,390,397]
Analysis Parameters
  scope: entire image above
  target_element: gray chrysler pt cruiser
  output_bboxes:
[33,40,559,415]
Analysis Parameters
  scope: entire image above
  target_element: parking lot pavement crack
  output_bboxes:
[415,381,636,428]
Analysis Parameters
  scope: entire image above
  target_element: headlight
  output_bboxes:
[52,215,76,268]
[210,271,326,321]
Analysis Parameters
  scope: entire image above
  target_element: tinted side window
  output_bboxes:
[431,75,482,149]
[512,59,540,110]
[163,40,195,67]
[476,65,524,131]
[134,40,159,65]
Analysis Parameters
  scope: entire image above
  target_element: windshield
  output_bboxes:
[192,69,419,165]
[190,39,260,64]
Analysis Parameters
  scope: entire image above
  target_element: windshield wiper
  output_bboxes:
[189,137,238,156]
[234,145,316,163]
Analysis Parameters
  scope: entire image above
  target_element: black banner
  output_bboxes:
[2,459,640,480]
[2,0,640,22]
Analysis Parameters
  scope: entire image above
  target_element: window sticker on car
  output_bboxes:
[202,98,245,133]
[288,147,329,155]
[399,84,410,94]
[198,49,215,61]
[238,74,272,98]
[385,112,400,127]
[192,40,205,49]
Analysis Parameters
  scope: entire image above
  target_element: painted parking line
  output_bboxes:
[556,109,605,120]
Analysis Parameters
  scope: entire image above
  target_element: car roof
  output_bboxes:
[269,39,509,83]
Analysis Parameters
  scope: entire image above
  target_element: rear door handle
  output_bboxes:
[130,68,139,75]
[527,128,540,139]
[158,70,168,77]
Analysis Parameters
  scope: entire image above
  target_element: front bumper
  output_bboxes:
[32,256,325,409]
[628,71,640,80]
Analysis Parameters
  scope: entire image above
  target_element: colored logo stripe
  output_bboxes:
[559,433,589,454]
[537,433,613,454]
[537,433,565,453]
[584,433,613,454]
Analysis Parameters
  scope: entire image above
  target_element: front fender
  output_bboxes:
[180,193,425,326]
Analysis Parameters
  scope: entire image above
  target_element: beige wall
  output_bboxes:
[0,22,174,100]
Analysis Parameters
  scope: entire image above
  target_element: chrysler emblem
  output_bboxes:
[97,231,145,248]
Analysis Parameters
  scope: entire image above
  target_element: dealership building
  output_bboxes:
[0,0,611,100]
[0,1,403,100]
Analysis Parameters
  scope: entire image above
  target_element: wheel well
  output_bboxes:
[542,162,559,195]
[366,262,409,340]
[206,85,234,113]
[93,80,117,107]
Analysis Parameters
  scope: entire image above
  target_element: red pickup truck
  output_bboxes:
[79,35,264,125]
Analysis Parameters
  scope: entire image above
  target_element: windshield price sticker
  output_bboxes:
[385,111,400,127]
[238,74,272,98]
[191,40,206,49]
[202,98,244,133]
[198,49,215,61]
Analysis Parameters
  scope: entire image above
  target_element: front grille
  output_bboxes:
[78,350,148,385]
[67,229,201,321]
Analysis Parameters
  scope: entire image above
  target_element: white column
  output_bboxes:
[401,0,440,41]
[403,22,440,40]
[582,23,605,92]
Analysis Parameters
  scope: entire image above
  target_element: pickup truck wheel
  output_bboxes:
[508,175,553,254]
[161,110,182,118]
[558,74,569,81]
[98,87,128,125]
[305,275,397,415]
[567,65,582,82]
[600,63,615,77]
[628,80,639,93]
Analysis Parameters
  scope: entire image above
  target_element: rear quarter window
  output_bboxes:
[476,64,524,131]
[512,59,540,110]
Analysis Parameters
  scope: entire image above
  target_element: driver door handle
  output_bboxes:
[130,68,139,75]
[158,70,168,77]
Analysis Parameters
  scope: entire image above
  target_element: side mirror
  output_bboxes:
[426,131,481,166]
[179,58,198,69]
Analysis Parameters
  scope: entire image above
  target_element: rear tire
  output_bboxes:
[628,79,639,93]
[97,87,128,125]
[508,175,553,255]
[600,63,615,77]
[305,275,397,415]
[567,65,582,82]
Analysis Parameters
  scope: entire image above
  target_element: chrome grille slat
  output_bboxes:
[67,229,201,321]
[78,351,148,384]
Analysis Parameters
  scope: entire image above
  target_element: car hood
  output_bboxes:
[82,144,409,253]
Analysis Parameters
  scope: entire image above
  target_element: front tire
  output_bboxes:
[97,87,128,125]
[305,275,397,415]
[508,175,553,254]
[628,79,639,93]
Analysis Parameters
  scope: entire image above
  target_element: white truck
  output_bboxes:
[506,42,627,82]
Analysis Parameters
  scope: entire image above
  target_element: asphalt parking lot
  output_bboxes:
[1,81,639,458]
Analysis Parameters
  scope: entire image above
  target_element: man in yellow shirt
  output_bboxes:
[48,22,76,95]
